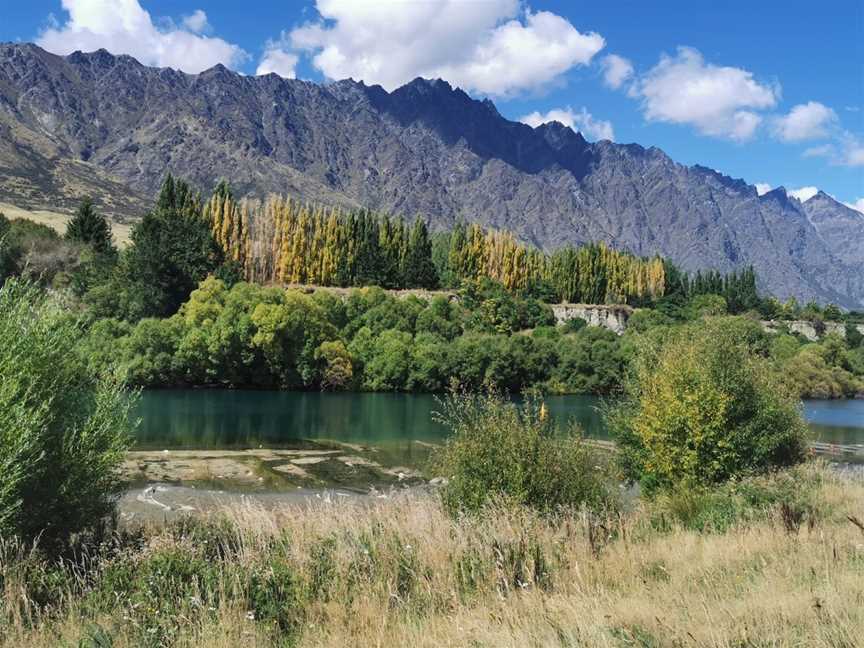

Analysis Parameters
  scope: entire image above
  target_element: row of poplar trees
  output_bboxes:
[202,187,666,304]
[446,222,666,304]
[205,190,437,288]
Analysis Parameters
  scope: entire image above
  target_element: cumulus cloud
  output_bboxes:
[182,9,209,34]
[520,106,614,141]
[37,0,248,73]
[755,183,772,196]
[633,47,778,141]
[601,54,633,90]
[256,47,299,78]
[772,101,837,142]
[787,186,819,202]
[288,0,604,96]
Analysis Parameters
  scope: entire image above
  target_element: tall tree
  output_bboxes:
[111,177,223,320]
[65,199,114,255]
[404,218,439,288]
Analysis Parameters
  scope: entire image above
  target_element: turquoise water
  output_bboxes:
[133,390,863,452]
[803,399,864,446]
[132,391,603,451]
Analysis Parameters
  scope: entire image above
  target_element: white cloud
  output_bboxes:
[256,47,298,78]
[803,144,833,158]
[787,186,819,202]
[288,0,604,96]
[182,9,209,34]
[841,136,864,166]
[772,101,837,142]
[633,47,779,141]
[601,54,633,90]
[843,198,864,214]
[520,106,614,141]
[755,183,772,196]
[801,134,864,167]
[37,0,248,73]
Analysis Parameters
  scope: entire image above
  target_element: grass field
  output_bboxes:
[1,462,862,647]
[0,202,133,246]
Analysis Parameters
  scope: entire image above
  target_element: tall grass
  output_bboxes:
[1,462,861,647]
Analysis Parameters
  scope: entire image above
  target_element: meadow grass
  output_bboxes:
[1,461,862,647]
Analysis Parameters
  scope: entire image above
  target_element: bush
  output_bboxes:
[606,317,808,494]
[648,465,825,533]
[782,348,862,398]
[0,279,135,548]
[432,393,615,515]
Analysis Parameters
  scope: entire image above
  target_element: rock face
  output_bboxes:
[760,320,862,342]
[552,304,632,335]
[0,44,862,306]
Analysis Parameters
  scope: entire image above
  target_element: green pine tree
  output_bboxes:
[65,199,114,254]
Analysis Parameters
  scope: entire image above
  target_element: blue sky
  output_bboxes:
[3,0,862,209]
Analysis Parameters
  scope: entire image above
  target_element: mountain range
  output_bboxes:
[0,43,861,307]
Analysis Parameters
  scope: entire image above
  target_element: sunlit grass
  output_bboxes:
[2,462,862,647]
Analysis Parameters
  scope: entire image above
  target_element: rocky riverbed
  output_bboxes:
[118,439,441,521]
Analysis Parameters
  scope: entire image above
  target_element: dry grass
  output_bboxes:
[0,202,133,246]
[2,462,863,647]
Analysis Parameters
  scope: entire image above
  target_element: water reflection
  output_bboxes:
[134,390,863,452]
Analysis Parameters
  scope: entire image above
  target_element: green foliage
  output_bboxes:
[625,309,672,333]
[315,340,354,390]
[665,265,759,314]
[65,198,114,255]
[433,393,615,515]
[552,326,626,394]
[1,217,84,287]
[107,177,222,320]
[360,329,413,391]
[823,303,843,321]
[648,465,825,533]
[606,317,808,493]
[781,347,862,398]
[687,293,727,318]
[0,279,135,548]
[460,278,554,333]
[845,322,864,349]
[769,333,801,363]
[0,212,15,283]
[80,276,634,394]
[770,331,863,398]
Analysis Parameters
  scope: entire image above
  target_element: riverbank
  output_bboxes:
[123,442,430,491]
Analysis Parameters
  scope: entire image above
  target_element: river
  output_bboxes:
[134,390,863,454]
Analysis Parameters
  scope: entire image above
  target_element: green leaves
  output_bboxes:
[0,279,135,548]
[65,198,114,255]
[433,393,615,516]
[607,317,809,494]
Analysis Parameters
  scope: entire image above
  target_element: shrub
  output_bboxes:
[606,317,808,494]
[0,279,135,548]
[648,465,824,533]
[432,393,615,515]
[782,347,862,398]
